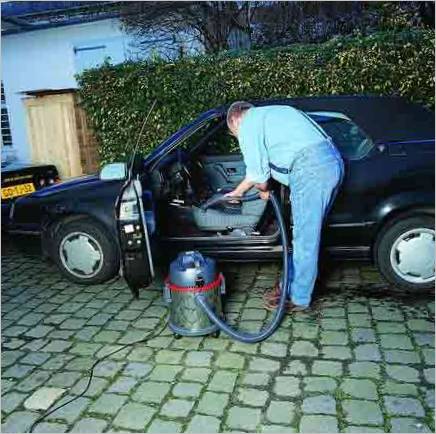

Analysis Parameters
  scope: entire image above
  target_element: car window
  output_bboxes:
[310,113,375,160]
[180,116,239,155]
[202,124,239,155]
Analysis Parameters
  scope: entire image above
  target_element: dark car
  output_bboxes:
[7,95,435,293]
[2,161,60,226]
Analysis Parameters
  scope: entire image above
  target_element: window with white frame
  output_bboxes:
[1,82,13,147]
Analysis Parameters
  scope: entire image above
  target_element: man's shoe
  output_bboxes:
[287,302,308,313]
[264,296,308,313]
[263,281,282,303]
[264,294,284,311]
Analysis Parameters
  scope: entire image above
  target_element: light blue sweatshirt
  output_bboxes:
[238,105,327,186]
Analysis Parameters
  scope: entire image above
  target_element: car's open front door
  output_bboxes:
[116,177,154,297]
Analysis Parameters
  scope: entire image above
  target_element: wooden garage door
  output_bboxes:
[24,92,99,178]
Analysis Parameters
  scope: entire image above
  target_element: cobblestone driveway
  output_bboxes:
[1,239,435,433]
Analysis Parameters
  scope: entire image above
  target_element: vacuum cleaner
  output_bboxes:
[165,191,289,343]
[164,251,225,338]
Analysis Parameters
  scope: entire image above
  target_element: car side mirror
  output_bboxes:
[100,163,127,181]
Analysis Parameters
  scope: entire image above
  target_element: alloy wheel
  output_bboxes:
[59,231,104,279]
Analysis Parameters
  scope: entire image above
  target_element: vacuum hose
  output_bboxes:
[195,191,289,343]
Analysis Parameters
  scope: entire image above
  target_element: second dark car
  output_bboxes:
[1,161,60,226]
[7,95,435,293]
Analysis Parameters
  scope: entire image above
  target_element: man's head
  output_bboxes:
[226,101,254,137]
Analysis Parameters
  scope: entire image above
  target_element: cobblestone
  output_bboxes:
[299,415,339,432]
[147,419,183,433]
[354,343,382,361]
[291,340,319,357]
[283,359,308,375]
[197,391,229,416]
[386,364,420,383]
[304,376,337,392]
[2,247,434,433]
[33,422,68,433]
[1,411,39,433]
[46,396,90,423]
[383,381,418,396]
[173,381,203,398]
[249,357,281,372]
[274,376,301,397]
[160,398,194,418]
[71,377,109,397]
[16,370,51,392]
[215,352,245,369]
[341,378,378,400]
[390,418,432,433]
[380,334,414,350]
[226,406,262,431]
[384,396,425,417]
[266,400,295,424]
[342,400,384,425]
[24,386,65,410]
[112,402,155,430]
[322,345,352,360]
[312,360,343,376]
[351,328,376,343]
[349,362,381,379]
[321,330,348,345]
[88,393,127,415]
[185,351,213,367]
[302,395,336,414]
[71,418,107,433]
[181,367,211,383]
[187,415,220,433]
[238,387,269,406]
[124,361,153,378]
[385,349,421,364]
[1,391,27,413]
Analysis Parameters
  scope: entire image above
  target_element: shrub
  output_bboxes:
[77,29,434,165]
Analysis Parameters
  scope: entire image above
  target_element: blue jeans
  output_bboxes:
[286,139,344,307]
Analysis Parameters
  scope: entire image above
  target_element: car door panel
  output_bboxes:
[200,154,246,191]
[116,178,154,296]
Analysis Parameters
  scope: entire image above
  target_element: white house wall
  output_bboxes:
[1,18,140,164]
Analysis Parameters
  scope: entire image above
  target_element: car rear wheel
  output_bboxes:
[53,218,119,284]
[375,215,435,292]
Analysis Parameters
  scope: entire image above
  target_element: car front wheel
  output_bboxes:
[53,218,119,284]
[375,215,435,292]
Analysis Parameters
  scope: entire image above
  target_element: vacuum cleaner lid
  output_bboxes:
[170,251,216,287]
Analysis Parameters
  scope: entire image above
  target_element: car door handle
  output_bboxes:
[225,167,237,175]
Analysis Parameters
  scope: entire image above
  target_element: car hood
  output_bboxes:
[28,173,101,198]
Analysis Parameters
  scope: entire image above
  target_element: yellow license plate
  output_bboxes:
[1,183,36,200]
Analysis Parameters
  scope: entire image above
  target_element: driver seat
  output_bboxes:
[192,188,267,234]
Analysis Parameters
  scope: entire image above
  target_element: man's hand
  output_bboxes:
[259,191,270,201]
[254,181,269,192]
[224,190,241,203]
[224,190,240,198]
[224,177,256,199]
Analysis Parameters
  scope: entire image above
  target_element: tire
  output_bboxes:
[53,217,119,285]
[375,215,435,293]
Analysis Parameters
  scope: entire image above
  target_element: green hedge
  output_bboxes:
[77,29,435,165]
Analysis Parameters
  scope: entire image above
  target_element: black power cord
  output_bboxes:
[28,318,169,433]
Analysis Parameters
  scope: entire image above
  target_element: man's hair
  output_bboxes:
[226,101,254,126]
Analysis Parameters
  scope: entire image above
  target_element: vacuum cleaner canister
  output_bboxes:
[164,251,225,337]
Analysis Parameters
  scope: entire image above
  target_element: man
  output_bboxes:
[226,101,344,311]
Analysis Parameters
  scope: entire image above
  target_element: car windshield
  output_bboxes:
[309,112,375,160]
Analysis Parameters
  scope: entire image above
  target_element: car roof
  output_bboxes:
[221,95,434,143]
